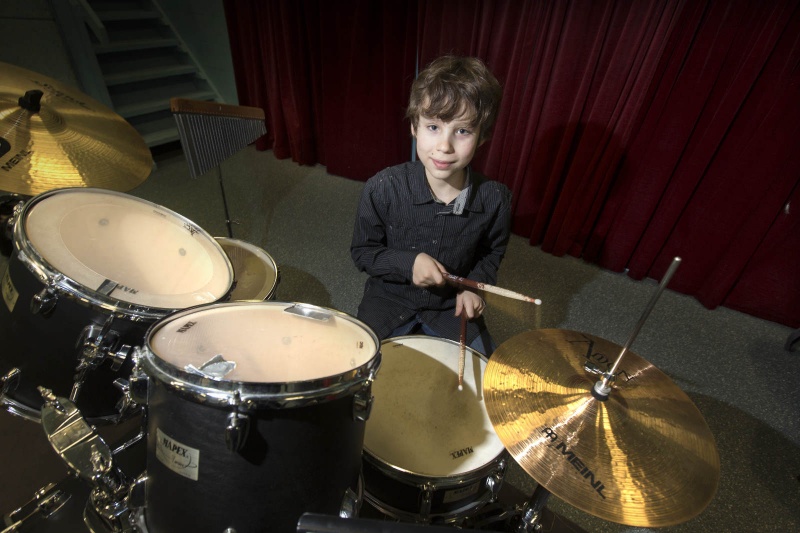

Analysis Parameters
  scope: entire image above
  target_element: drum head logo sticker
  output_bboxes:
[156,427,200,481]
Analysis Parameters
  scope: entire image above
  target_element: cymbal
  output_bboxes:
[484,329,720,527]
[0,62,152,195]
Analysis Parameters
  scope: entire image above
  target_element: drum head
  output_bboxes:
[146,302,378,384]
[364,336,505,477]
[215,237,278,301]
[21,189,232,309]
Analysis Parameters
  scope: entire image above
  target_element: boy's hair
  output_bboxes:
[407,55,502,143]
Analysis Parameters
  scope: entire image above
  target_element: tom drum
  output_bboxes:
[0,188,233,422]
[362,335,508,523]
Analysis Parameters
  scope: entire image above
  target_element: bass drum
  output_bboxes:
[134,301,380,533]
[363,336,508,524]
[0,188,233,422]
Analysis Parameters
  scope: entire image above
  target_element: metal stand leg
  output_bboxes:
[218,166,234,238]
[512,484,551,533]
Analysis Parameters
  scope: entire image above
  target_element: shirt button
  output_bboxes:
[432,240,437,244]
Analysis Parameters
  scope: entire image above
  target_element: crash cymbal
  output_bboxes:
[0,62,152,195]
[484,328,720,527]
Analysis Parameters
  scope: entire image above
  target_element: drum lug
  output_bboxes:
[108,344,132,371]
[127,364,150,406]
[225,412,250,453]
[31,286,58,316]
[1,367,21,395]
[420,482,434,521]
[72,320,121,403]
[352,385,373,422]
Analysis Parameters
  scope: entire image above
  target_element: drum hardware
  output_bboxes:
[73,319,134,401]
[39,388,138,533]
[352,387,374,422]
[483,259,720,528]
[224,391,250,453]
[0,62,153,196]
[1,482,71,533]
[30,283,58,317]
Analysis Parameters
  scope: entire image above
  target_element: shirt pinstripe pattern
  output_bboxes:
[351,160,512,343]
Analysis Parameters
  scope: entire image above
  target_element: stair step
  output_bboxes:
[96,10,161,22]
[105,65,198,86]
[128,112,181,148]
[95,37,179,54]
[116,90,217,118]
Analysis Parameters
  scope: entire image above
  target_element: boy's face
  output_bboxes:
[412,112,483,187]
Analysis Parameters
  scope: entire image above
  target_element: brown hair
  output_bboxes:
[407,55,502,143]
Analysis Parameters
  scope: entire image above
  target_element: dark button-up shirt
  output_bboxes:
[351,160,512,344]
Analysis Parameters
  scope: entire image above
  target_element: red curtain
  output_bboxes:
[224,0,417,180]
[223,0,800,328]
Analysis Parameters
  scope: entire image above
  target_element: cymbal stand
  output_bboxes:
[510,484,551,533]
[589,257,681,400]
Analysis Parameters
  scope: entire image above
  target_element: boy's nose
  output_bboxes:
[437,137,455,152]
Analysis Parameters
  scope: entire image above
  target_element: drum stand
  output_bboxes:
[37,389,146,533]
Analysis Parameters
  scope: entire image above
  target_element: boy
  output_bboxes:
[350,55,511,354]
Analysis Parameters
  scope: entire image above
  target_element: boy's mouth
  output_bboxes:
[432,159,453,170]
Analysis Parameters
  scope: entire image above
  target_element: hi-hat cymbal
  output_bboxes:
[484,329,720,527]
[0,62,152,195]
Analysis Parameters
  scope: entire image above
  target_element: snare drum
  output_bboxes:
[215,236,280,300]
[133,301,380,533]
[363,336,507,523]
[0,188,233,422]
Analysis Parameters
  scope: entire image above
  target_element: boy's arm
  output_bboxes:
[466,186,513,285]
[350,182,417,283]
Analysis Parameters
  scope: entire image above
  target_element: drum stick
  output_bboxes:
[458,312,466,391]
[444,273,541,305]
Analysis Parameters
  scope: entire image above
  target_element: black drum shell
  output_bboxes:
[142,376,367,533]
[0,253,148,419]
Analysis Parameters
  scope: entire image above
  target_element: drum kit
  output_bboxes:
[0,62,721,533]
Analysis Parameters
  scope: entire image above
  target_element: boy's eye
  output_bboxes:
[457,128,472,135]
[426,124,439,132]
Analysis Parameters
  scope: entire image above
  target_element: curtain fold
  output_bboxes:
[223,0,800,327]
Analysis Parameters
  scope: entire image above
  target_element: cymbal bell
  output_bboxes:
[0,62,152,195]
[484,329,720,527]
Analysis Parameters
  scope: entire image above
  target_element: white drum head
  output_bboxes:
[215,237,278,301]
[148,302,378,383]
[364,336,505,477]
[23,189,232,309]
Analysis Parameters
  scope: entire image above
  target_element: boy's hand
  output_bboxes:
[456,290,486,319]
[412,253,447,288]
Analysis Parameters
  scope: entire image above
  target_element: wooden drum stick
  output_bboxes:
[458,312,467,391]
[444,273,542,305]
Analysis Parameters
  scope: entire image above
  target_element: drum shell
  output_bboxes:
[0,254,149,419]
[362,447,506,522]
[141,363,369,533]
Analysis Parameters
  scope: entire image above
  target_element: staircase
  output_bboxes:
[71,0,222,148]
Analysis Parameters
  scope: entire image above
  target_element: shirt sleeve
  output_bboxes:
[350,174,418,282]
[466,183,513,285]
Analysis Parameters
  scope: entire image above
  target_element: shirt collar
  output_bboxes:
[410,161,484,213]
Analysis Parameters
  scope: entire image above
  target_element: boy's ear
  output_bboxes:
[410,123,417,138]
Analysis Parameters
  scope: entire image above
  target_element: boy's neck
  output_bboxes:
[425,167,468,204]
